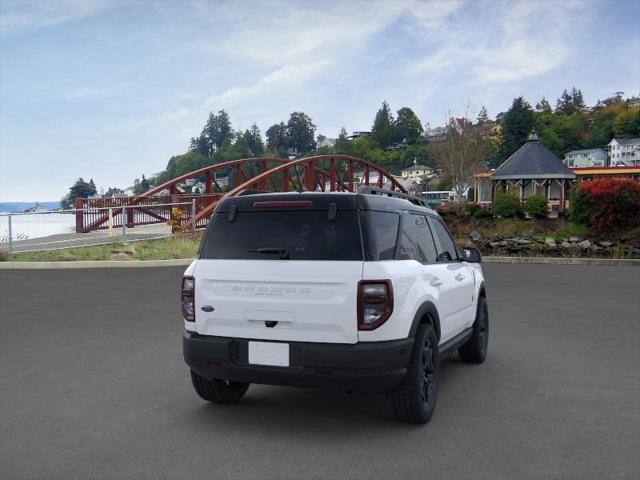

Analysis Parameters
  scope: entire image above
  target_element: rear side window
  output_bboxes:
[360,211,399,261]
[398,213,438,263]
[428,217,458,261]
[200,210,363,261]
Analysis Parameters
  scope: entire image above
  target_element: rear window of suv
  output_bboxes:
[200,210,363,261]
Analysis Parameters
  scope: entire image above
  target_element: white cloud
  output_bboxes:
[0,0,116,35]
[205,60,333,105]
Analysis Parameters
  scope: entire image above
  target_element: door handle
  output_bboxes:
[455,273,465,281]
[430,277,443,287]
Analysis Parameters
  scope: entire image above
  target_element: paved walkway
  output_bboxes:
[0,224,172,253]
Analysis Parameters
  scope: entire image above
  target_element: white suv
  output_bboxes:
[182,188,488,423]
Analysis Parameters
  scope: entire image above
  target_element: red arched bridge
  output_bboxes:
[75,155,406,233]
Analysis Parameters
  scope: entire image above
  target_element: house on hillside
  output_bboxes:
[563,148,608,168]
[473,130,576,217]
[401,163,435,181]
[317,137,337,148]
[608,138,640,166]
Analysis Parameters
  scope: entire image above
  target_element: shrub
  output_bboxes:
[570,179,640,233]
[435,203,457,217]
[461,202,481,217]
[493,193,521,218]
[473,208,493,219]
[524,195,549,219]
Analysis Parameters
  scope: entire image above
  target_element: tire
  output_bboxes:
[458,296,489,364]
[190,370,250,403]
[388,323,439,424]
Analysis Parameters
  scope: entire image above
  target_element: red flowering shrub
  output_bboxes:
[570,179,640,233]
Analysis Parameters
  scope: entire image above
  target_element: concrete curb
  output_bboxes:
[0,258,194,269]
[1,256,638,269]
[482,256,640,266]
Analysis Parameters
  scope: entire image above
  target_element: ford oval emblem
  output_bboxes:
[201,305,215,312]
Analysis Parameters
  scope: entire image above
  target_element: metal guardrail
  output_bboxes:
[0,201,196,254]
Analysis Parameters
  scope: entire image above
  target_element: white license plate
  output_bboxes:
[248,341,289,367]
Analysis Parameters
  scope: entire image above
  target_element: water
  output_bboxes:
[0,213,76,243]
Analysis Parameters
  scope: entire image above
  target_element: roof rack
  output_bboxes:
[357,186,427,207]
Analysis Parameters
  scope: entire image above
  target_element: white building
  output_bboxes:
[401,164,435,181]
[563,148,608,168]
[608,138,640,166]
[317,137,337,148]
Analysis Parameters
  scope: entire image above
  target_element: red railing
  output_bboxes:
[74,194,222,233]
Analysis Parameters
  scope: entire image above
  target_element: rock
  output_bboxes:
[111,252,134,261]
[469,230,482,243]
[59,253,76,261]
[545,237,556,246]
[577,240,591,249]
[569,236,582,243]
[489,241,502,248]
[513,238,533,245]
[560,242,572,249]
[111,248,135,255]
[597,241,614,248]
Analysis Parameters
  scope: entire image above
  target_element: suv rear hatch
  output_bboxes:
[193,193,363,344]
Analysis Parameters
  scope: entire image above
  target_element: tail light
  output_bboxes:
[357,280,393,330]
[181,276,195,322]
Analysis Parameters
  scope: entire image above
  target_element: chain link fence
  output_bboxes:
[0,201,197,254]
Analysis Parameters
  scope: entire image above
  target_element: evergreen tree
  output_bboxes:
[571,87,585,110]
[371,101,395,148]
[477,106,490,124]
[335,127,352,154]
[556,89,576,114]
[286,111,317,154]
[266,122,289,155]
[395,107,424,144]
[243,123,264,156]
[535,97,552,113]
[200,110,233,155]
[499,97,535,163]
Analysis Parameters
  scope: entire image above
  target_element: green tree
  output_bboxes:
[243,123,264,156]
[535,96,552,113]
[266,122,289,156]
[62,178,98,208]
[499,97,535,163]
[335,127,352,154]
[351,136,385,163]
[477,106,490,124]
[571,87,585,110]
[200,110,233,155]
[395,107,423,144]
[286,111,316,154]
[556,89,576,114]
[371,101,395,148]
[613,109,640,137]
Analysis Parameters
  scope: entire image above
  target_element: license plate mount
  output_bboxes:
[248,341,290,367]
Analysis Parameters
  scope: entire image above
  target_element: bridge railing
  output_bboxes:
[74,194,222,233]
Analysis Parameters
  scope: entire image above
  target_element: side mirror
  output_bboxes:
[463,247,482,263]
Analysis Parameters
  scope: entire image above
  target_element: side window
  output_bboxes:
[398,213,438,263]
[428,217,458,262]
[361,211,400,261]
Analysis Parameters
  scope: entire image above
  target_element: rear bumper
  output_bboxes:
[183,332,414,393]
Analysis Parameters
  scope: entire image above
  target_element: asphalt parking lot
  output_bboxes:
[1,264,639,480]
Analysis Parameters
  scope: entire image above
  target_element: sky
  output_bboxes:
[1,0,639,202]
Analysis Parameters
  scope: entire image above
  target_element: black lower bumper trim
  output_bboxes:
[183,332,414,393]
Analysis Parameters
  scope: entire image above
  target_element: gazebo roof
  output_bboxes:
[493,131,576,180]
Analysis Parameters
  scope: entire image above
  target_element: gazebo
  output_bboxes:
[474,130,576,216]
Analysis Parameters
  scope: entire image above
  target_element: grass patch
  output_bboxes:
[4,234,201,262]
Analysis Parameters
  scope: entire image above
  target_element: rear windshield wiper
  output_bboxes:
[249,247,290,259]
